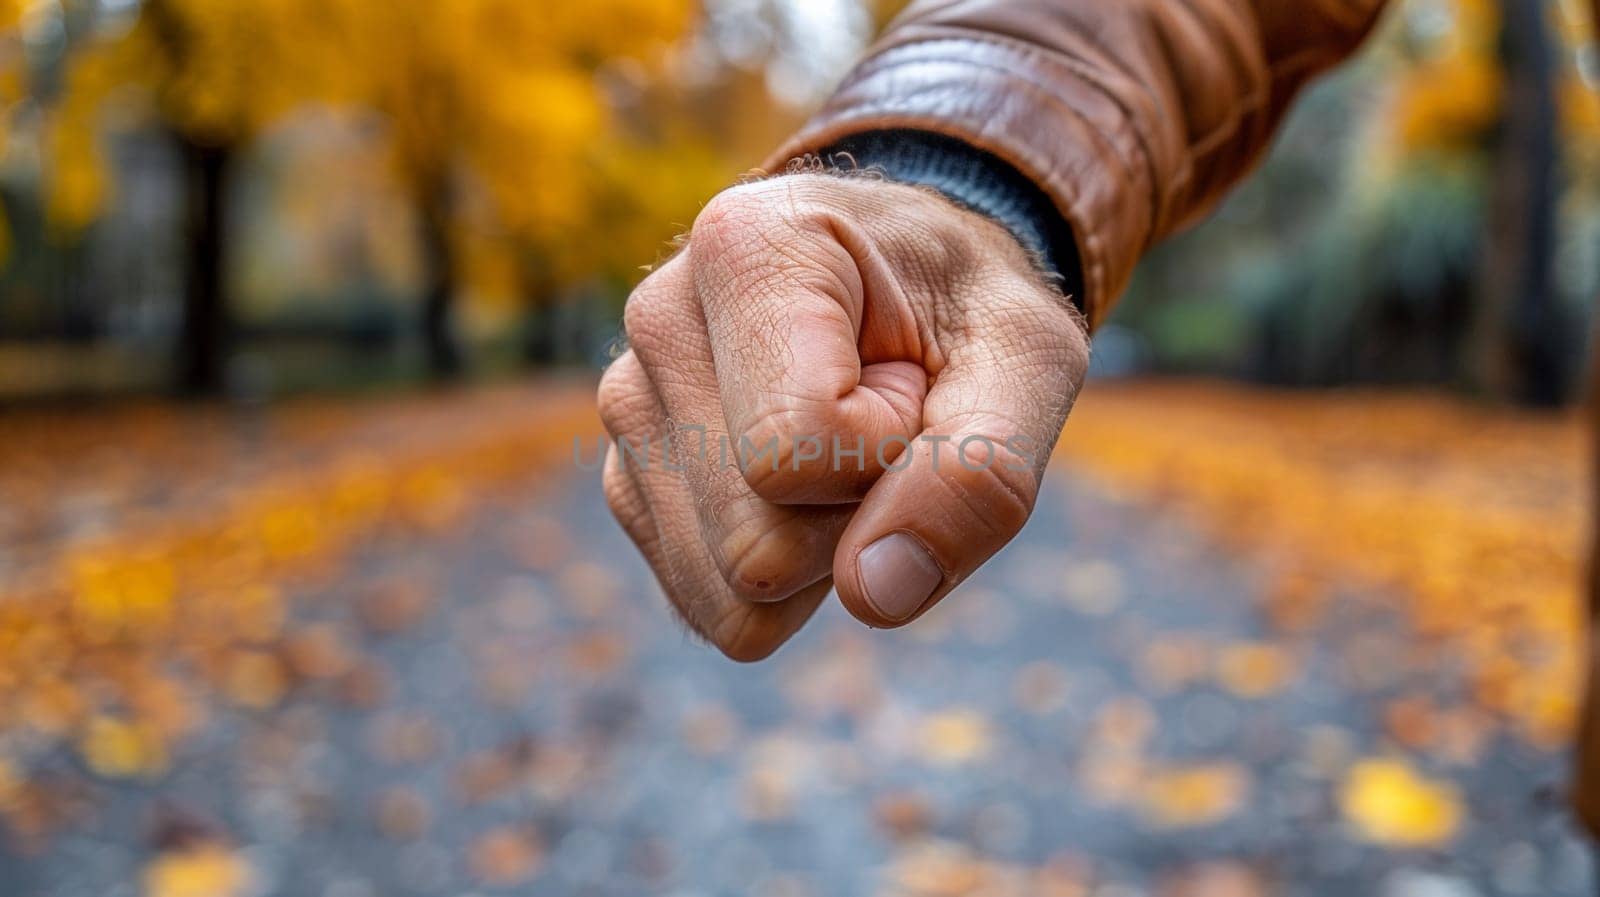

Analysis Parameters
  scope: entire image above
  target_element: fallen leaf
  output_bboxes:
[468,825,543,887]
[917,710,993,766]
[1339,758,1464,847]
[143,843,253,897]
[374,786,430,841]
[80,716,168,780]
[873,790,934,841]
[1216,642,1296,699]
[223,650,287,710]
[1139,764,1250,829]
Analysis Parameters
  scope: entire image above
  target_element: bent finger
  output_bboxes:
[625,256,851,603]
[832,289,1090,628]
[598,349,830,660]
[689,179,927,504]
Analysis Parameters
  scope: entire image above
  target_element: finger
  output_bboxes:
[689,179,928,505]
[831,284,1091,628]
[601,440,668,579]
[624,256,851,603]
[604,442,831,660]
[597,350,830,661]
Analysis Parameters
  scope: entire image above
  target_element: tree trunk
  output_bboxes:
[176,140,232,397]
[519,255,560,366]
[1472,0,1565,405]
[1572,0,1600,852]
[418,192,462,380]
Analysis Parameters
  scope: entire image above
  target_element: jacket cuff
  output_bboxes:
[819,129,1086,312]
[763,32,1152,332]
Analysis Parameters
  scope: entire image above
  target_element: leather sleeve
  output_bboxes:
[766,0,1392,328]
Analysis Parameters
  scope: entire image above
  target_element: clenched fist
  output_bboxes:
[598,173,1089,661]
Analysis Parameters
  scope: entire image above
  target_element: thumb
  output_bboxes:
[831,288,1090,628]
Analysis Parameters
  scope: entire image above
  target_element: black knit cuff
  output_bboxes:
[820,129,1086,310]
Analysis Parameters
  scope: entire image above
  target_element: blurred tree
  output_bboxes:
[1130,0,1596,402]
[1472,0,1565,405]
[324,0,698,377]
[1307,0,1508,390]
[48,0,331,395]
[0,0,31,261]
[48,0,709,385]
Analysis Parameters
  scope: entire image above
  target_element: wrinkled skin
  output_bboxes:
[597,174,1090,661]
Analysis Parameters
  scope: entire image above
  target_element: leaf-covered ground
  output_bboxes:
[0,380,1594,897]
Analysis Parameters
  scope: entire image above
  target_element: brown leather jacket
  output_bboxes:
[770,0,1599,836]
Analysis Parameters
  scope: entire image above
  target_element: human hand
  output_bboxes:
[598,173,1089,660]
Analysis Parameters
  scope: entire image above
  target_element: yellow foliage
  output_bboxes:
[1377,0,1600,169]
[46,47,122,231]
[1386,0,1503,156]
[0,0,27,260]
[45,0,718,300]
[1393,54,1502,152]
[330,0,709,294]
[46,0,360,230]
[1555,0,1600,166]
[129,0,333,144]
[0,0,21,121]
[575,131,728,284]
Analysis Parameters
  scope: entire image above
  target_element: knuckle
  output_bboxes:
[595,354,653,439]
[717,514,821,603]
[994,301,1093,388]
[1023,289,1091,352]
[736,403,817,455]
[601,456,642,526]
[691,188,767,261]
[1048,303,1093,368]
[735,402,879,503]
[733,406,804,497]
[621,279,673,356]
[741,463,794,505]
[695,181,782,235]
[707,604,784,664]
[933,443,1036,544]
[690,181,825,272]
[603,468,667,576]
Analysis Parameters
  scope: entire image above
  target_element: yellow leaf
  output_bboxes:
[80,716,168,780]
[0,756,21,807]
[224,650,288,710]
[917,709,993,766]
[1216,642,1297,699]
[1139,764,1250,829]
[143,844,254,897]
[1339,758,1464,847]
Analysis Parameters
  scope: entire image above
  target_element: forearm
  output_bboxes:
[767,0,1392,328]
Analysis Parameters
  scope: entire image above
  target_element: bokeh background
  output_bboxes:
[0,1,1599,896]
